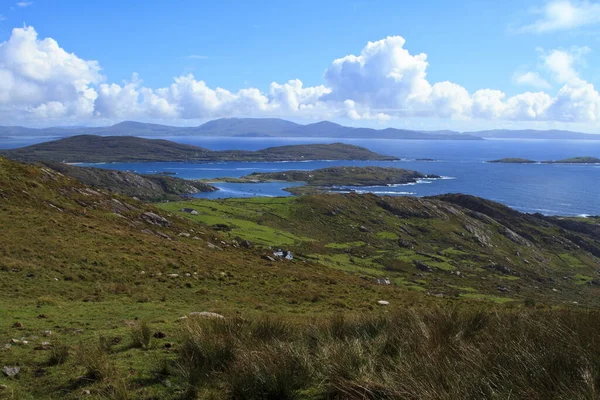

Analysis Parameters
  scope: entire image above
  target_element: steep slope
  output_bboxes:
[0,156,429,310]
[0,156,431,398]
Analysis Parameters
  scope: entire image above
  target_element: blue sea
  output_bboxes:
[1,136,599,216]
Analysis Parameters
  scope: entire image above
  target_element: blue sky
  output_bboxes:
[1,0,600,132]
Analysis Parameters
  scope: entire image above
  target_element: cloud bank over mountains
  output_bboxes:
[1,25,599,126]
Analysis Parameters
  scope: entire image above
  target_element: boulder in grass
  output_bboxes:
[189,312,225,319]
[2,366,20,378]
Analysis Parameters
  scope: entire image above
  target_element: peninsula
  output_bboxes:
[0,135,398,163]
[41,161,217,202]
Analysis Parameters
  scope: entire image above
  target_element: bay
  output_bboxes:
[2,136,599,216]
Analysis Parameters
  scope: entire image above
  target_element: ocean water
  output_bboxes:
[1,136,599,216]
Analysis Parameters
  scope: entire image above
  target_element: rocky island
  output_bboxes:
[211,166,440,195]
[0,135,398,163]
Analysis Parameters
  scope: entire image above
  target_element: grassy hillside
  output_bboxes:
[2,156,600,398]
[1,135,397,163]
[0,156,438,399]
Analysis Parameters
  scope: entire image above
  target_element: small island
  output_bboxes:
[488,158,536,164]
[489,156,600,164]
[208,166,440,195]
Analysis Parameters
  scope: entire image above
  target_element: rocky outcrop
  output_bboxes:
[39,162,217,202]
[141,212,171,227]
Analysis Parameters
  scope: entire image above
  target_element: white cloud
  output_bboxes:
[548,79,600,121]
[1,26,600,126]
[542,46,589,84]
[16,1,33,7]
[513,71,551,89]
[0,26,101,122]
[517,0,600,33]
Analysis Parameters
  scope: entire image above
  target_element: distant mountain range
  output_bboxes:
[0,118,599,140]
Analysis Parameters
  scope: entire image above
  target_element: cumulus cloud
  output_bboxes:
[1,26,600,125]
[0,26,101,122]
[517,0,600,33]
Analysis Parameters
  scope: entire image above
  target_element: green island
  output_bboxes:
[2,154,600,399]
[490,156,600,164]
[0,135,398,163]
[488,158,537,164]
[207,166,440,195]
[543,156,600,164]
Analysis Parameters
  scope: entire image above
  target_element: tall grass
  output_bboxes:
[176,307,600,399]
[130,320,153,350]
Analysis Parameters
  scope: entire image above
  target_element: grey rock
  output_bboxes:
[141,212,171,227]
[2,366,20,378]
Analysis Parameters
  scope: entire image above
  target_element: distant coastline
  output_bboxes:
[2,117,600,141]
